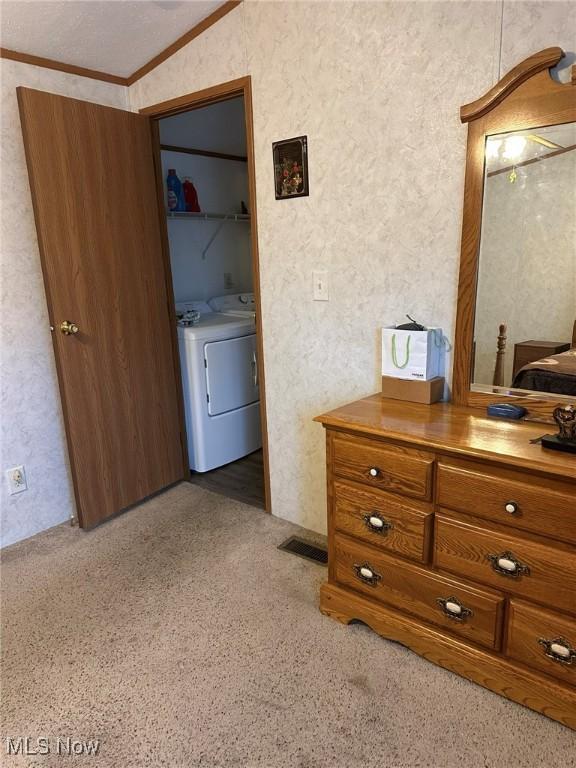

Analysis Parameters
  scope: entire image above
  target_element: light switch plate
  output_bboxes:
[313,270,329,301]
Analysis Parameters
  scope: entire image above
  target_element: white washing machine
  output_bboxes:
[209,292,256,318]
[176,300,261,473]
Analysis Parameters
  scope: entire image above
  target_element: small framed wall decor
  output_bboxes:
[272,136,309,200]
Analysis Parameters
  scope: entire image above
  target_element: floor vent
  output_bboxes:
[278,536,328,565]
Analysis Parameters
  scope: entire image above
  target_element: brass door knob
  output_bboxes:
[60,320,79,335]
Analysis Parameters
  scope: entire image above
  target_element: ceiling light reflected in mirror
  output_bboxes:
[502,135,527,159]
[485,125,574,174]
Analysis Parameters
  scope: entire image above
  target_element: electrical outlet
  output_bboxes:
[224,272,234,289]
[313,270,329,301]
[6,465,27,495]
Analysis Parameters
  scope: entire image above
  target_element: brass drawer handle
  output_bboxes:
[363,512,393,534]
[538,637,576,666]
[368,467,380,478]
[353,562,382,586]
[504,500,520,515]
[486,551,530,578]
[436,596,474,622]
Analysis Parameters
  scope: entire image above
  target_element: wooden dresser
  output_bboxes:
[315,395,576,728]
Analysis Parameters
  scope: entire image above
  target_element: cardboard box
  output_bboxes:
[381,375,445,404]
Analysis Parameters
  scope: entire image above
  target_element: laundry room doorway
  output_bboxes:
[144,78,270,512]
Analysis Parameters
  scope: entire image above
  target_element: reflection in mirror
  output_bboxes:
[472,122,576,398]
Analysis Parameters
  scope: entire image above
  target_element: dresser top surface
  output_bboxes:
[315,395,576,481]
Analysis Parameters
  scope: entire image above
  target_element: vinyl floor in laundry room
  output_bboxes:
[189,448,265,509]
[1,483,575,768]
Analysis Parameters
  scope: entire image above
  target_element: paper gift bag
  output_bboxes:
[381,326,443,381]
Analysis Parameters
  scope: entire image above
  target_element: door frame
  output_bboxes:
[141,76,272,513]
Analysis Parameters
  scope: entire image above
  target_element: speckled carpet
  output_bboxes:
[1,483,575,768]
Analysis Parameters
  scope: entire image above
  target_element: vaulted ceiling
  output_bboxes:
[0,1,225,78]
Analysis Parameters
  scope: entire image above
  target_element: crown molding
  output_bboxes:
[0,47,128,85]
[0,1,242,89]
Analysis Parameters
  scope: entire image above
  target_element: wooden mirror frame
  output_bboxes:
[452,47,576,420]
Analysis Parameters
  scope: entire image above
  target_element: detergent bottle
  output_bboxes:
[183,177,201,212]
[166,169,185,211]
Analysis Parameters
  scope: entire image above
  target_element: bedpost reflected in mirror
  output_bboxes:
[453,47,576,419]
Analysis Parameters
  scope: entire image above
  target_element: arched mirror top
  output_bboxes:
[460,47,569,123]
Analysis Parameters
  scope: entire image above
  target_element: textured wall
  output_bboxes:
[500,0,576,76]
[130,0,575,534]
[1,2,574,547]
[0,60,128,547]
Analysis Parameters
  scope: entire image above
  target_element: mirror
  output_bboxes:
[472,122,576,398]
[453,46,576,416]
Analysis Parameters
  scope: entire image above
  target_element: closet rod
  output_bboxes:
[160,144,247,163]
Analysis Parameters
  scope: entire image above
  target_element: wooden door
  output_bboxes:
[18,87,187,528]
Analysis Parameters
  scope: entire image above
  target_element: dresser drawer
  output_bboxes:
[435,513,576,614]
[333,479,433,563]
[332,432,433,500]
[437,460,576,545]
[507,600,576,686]
[334,533,505,650]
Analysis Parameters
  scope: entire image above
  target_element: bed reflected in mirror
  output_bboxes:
[472,122,576,398]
